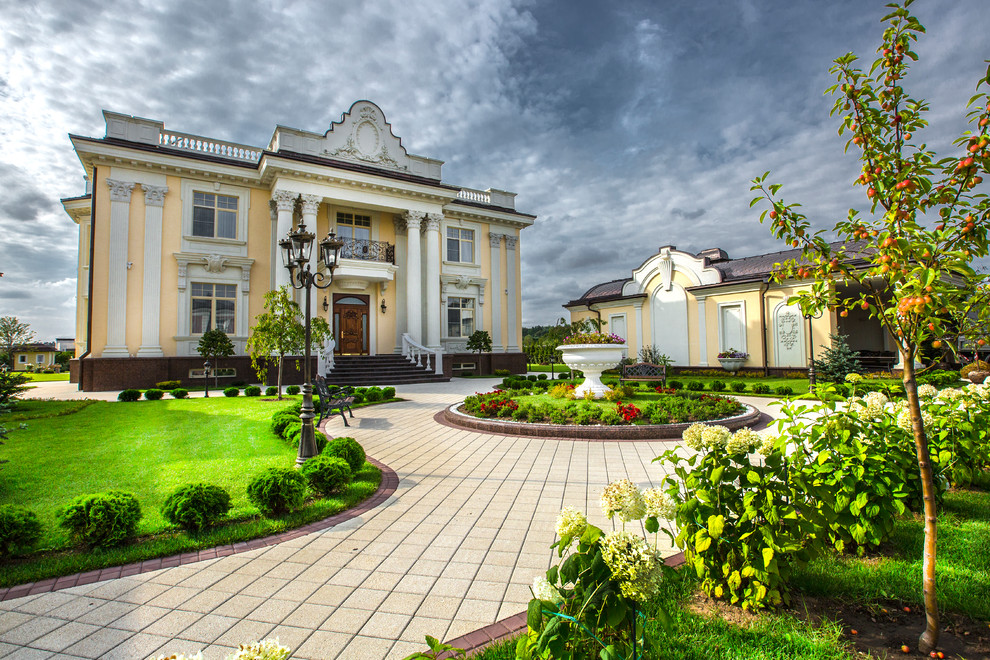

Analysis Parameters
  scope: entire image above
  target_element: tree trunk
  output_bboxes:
[901,349,939,652]
[276,354,284,401]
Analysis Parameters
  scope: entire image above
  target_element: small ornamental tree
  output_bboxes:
[0,317,34,369]
[247,286,331,400]
[749,2,990,651]
[465,330,492,358]
[196,328,234,388]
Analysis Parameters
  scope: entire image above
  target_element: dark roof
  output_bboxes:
[566,240,874,305]
[14,343,57,352]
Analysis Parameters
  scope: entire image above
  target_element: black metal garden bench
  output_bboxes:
[619,362,667,386]
[314,377,356,427]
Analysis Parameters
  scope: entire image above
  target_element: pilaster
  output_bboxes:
[697,298,708,366]
[102,179,135,358]
[489,232,503,351]
[424,213,442,349]
[136,184,168,357]
[393,216,407,352]
[632,300,644,361]
[300,194,322,319]
[504,235,519,351]
[403,211,424,343]
[272,190,296,291]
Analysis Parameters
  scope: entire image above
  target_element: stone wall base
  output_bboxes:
[442,352,527,378]
[70,356,317,392]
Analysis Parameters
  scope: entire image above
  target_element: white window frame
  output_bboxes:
[331,206,379,240]
[716,301,747,354]
[446,296,477,338]
[190,282,238,336]
[445,226,476,264]
[18,354,26,364]
[36,354,45,364]
[181,180,249,246]
[441,219,481,269]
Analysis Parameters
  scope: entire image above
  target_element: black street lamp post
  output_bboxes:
[804,310,824,387]
[280,221,343,467]
[204,360,212,398]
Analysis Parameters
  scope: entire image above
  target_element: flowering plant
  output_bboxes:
[559,332,625,345]
[615,402,641,423]
[716,348,748,359]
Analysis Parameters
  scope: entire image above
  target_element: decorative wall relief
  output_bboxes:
[773,304,806,368]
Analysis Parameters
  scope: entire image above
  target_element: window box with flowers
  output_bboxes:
[557,332,627,399]
[717,349,748,374]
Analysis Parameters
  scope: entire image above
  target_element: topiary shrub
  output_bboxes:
[730,381,747,393]
[493,368,511,377]
[144,388,164,401]
[350,391,365,404]
[686,381,705,391]
[323,436,366,472]
[558,373,570,380]
[118,389,141,402]
[537,374,547,380]
[286,385,300,395]
[155,380,181,390]
[265,386,278,396]
[0,504,42,557]
[752,383,771,394]
[57,491,142,549]
[271,410,298,437]
[284,422,302,446]
[527,375,538,382]
[710,380,726,392]
[382,386,396,399]
[668,380,683,390]
[161,484,232,532]
[223,387,240,397]
[301,455,352,496]
[961,360,990,379]
[774,385,794,396]
[247,468,307,515]
[364,389,382,402]
[170,388,189,399]
[244,385,262,396]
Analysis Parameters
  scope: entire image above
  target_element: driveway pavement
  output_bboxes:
[2,379,783,659]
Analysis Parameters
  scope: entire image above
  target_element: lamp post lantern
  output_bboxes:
[280,220,344,466]
[203,360,212,398]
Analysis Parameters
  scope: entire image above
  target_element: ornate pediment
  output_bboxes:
[322,101,410,173]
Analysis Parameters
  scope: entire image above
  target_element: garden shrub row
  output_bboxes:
[118,386,264,401]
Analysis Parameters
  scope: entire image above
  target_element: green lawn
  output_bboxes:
[21,372,70,382]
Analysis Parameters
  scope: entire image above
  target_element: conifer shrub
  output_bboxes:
[382,386,396,399]
[244,385,262,396]
[118,389,141,402]
[265,386,278,396]
[170,388,189,399]
[246,468,307,515]
[0,504,42,557]
[322,436,366,472]
[752,384,771,394]
[57,491,142,548]
[161,484,232,532]
[286,385,300,395]
[155,380,182,390]
[730,381,747,392]
[710,380,727,392]
[144,388,164,401]
[223,387,239,397]
[301,455,352,496]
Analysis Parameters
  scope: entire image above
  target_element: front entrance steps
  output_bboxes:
[325,354,449,386]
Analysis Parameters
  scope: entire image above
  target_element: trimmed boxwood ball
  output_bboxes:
[265,386,278,396]
[247,468,307,515]
[322,436,366,472]
[364,389,382,402]
[558,373,570,380]
[271,411,298,437]
[161,483,232,532]
[730,381,747,393]
[710,380,727,392]
[144,388,164,401]
[382,386,395,399]
[170,388,189,399]
[301,455,352,496]
[284,422,302,446]
[686,381,705,391]
[752,383,771,394]
[286,385,301,395]
[774,385,794,396]
[223,386,240,397]
[118,389,141,402]
[57,490,142,549]
[0,504,43,557]
[244,385,262,396]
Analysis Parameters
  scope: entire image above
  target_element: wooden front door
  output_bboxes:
[334,296,369,355]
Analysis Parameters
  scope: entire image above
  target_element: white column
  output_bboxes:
[697,298,708,366]
[393,216,407,352]
[633,300,644,360]
[424,213,442,350]
[403,211,424,343]
[136,184,168,357]
[272,190,296,291]
[300,194,322,320]
[102,179,134,358]
[489,233,503,351]
[504,235,519,351]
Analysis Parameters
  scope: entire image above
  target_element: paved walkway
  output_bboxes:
[1,380,783,659]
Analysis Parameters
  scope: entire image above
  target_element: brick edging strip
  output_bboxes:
[446,552,687,657]
[435,403,766,441]
[0,456,399,602]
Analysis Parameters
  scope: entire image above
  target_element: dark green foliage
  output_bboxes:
[558,373,570,380]
[270,407,299,437]
[57,491,142,549]
[144,389,164,401]
[466,329,493,355]
[534,379,552,390]
[493,368,511,376]
[155,380,181,390]
[668,380,684,390]
[917,370,961,388]
[244,385,262,396]
[231,380,247,387]
[223,387,239,397]
[710,380,726,392]
[382,386,395,399]
[323,436,366,472]
[161,483,232,532]
[300,455,352,496]
[364,388,382,402]
[775,385,794,396]
[813,334,863,383]
[265,386,278,396]
[117,389,141,402]
[0,505,42,557]
[246,468,307,515]
[527,375,538,382]
[686,381,705,391]
[170,388,189,399]
[752,384,771,394]
[286,385,300,395]
[0,372,30,404]
[284,422,302,446]
[537,374,547,380]
[730,381,747,393]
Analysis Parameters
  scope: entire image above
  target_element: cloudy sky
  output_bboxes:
[1,0,987,340]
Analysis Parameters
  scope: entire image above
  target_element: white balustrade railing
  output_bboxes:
[456,188,491,204]
[160,131,261,162]
[401,333,443,375]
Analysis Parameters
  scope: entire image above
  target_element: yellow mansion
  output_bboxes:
[63,101,534,390]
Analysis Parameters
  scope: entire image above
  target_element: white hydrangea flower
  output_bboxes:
[225,639,292,660]
[757,434,777,457]
[965,383,989,400]
[642,487,677,520]
[600,479,646,522]
[555,506,587,541]
[532,576,564,605]
[896,407,934,431]
[599,530,663,602]
[917,384,938,399]
[154,653,204,660]
[845,373,863,383]
[726,427,760,455]
[936,387,963,403]
[701,425,731,450]
[682,423,707,450]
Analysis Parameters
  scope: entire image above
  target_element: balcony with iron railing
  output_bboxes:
[339,238,395,264]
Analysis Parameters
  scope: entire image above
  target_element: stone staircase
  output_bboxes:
[324,354,449,386]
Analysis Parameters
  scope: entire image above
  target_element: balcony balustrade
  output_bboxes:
[339,238,395,264]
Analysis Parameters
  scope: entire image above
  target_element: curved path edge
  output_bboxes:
[0,457,399,602]
[438,402,764,441]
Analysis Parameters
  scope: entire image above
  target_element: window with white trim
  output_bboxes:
[447,297,475,337]
[36,354,45,364]
[190,283,236,334]
[18,355,26,364]
[337,212,372,241]
[446,227,474,263]
[192,192,238,239]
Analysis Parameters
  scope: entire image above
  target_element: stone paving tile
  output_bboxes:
[336,635,393,660]
[0,616,66,646]
[213,618,275,648]
[102,631,174,660]
[28,621,101,652]
[61,626,132,658]
[0,611,36,635]
[101,604,170,631]
[245,598,299,625]
[292,629,351,660]
[210,594,266,619]
[5,646,56,660]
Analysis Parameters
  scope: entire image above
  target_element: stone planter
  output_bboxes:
[968,370,989,384]
[558,343,626,399]
[717,357,747,374]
